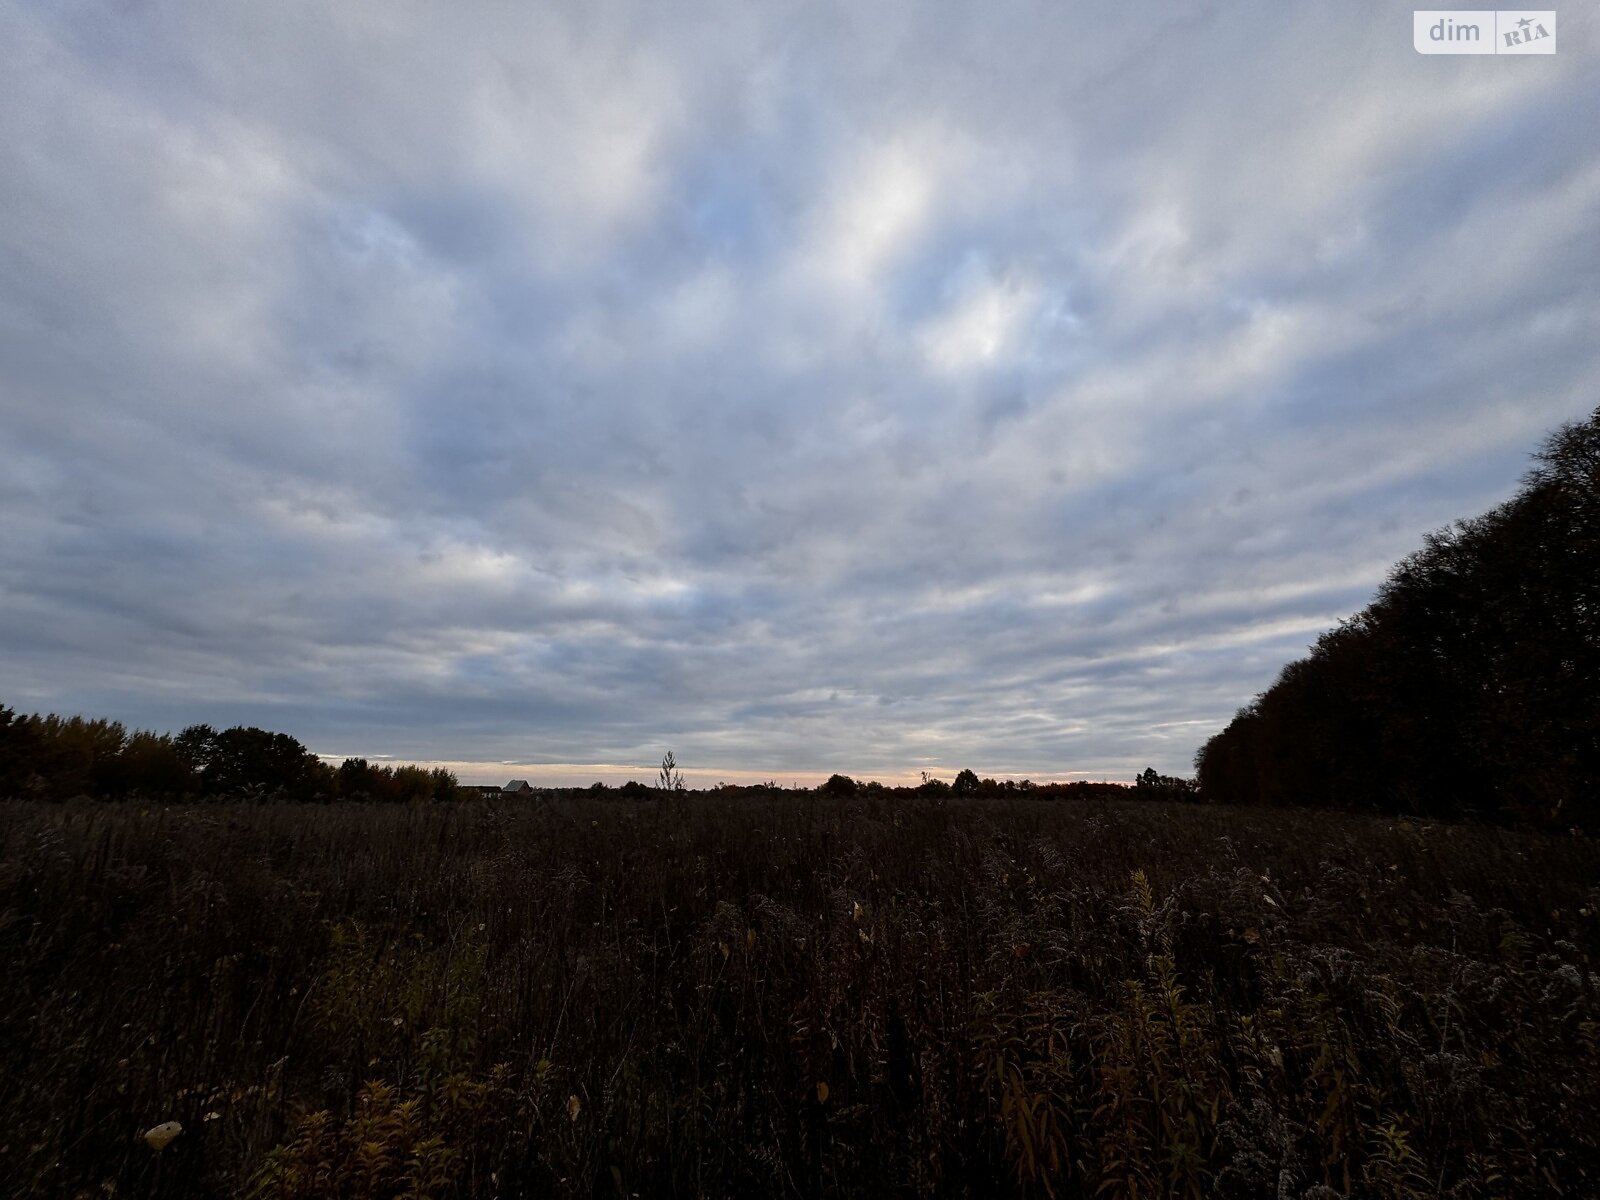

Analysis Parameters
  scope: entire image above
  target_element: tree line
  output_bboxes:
[0,705,1178,804]
[0,710,459,803]
[1195,405,1600,830]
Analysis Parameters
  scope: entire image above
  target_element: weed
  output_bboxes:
[2,795,1597,1196]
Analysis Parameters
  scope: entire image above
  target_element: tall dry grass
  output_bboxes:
[1,793,1596,1197]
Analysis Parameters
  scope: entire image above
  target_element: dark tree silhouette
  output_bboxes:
[199,726,325,799]
[822,773,858,796]
[1195,406,1600,829]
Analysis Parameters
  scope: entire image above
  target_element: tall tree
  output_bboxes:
[1195,406,1600,829]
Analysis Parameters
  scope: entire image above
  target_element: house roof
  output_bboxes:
[503,779,532,791]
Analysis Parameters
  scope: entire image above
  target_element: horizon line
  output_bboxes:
[310,756,1139,789]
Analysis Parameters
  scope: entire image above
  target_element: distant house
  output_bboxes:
[502,779,534,795]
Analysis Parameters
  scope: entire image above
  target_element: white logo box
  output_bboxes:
[1414,10,1556,54]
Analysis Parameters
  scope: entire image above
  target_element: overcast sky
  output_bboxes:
[2,3,1596,785]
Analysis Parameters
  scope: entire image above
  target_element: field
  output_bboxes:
[3,794,1597,1198]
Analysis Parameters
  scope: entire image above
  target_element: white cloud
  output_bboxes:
[919,275,1039,372]
[801,127,959,300]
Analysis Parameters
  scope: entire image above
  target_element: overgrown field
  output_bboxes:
[3,795,1597,1198]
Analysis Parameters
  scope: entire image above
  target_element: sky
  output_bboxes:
[2,2,1597,787]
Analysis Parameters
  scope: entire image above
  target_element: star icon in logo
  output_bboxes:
[1517,16,1533,29]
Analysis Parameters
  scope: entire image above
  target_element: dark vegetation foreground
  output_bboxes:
[3,795,1597,1198]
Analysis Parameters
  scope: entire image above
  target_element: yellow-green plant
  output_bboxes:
[248,1070,518,1200]
[1364,1117,1433,1198]
[974,988,1081,1196]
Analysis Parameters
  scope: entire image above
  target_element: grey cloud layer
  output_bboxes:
[3,1,1597,780]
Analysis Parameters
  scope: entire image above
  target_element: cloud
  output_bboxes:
[2,0,1597,783]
